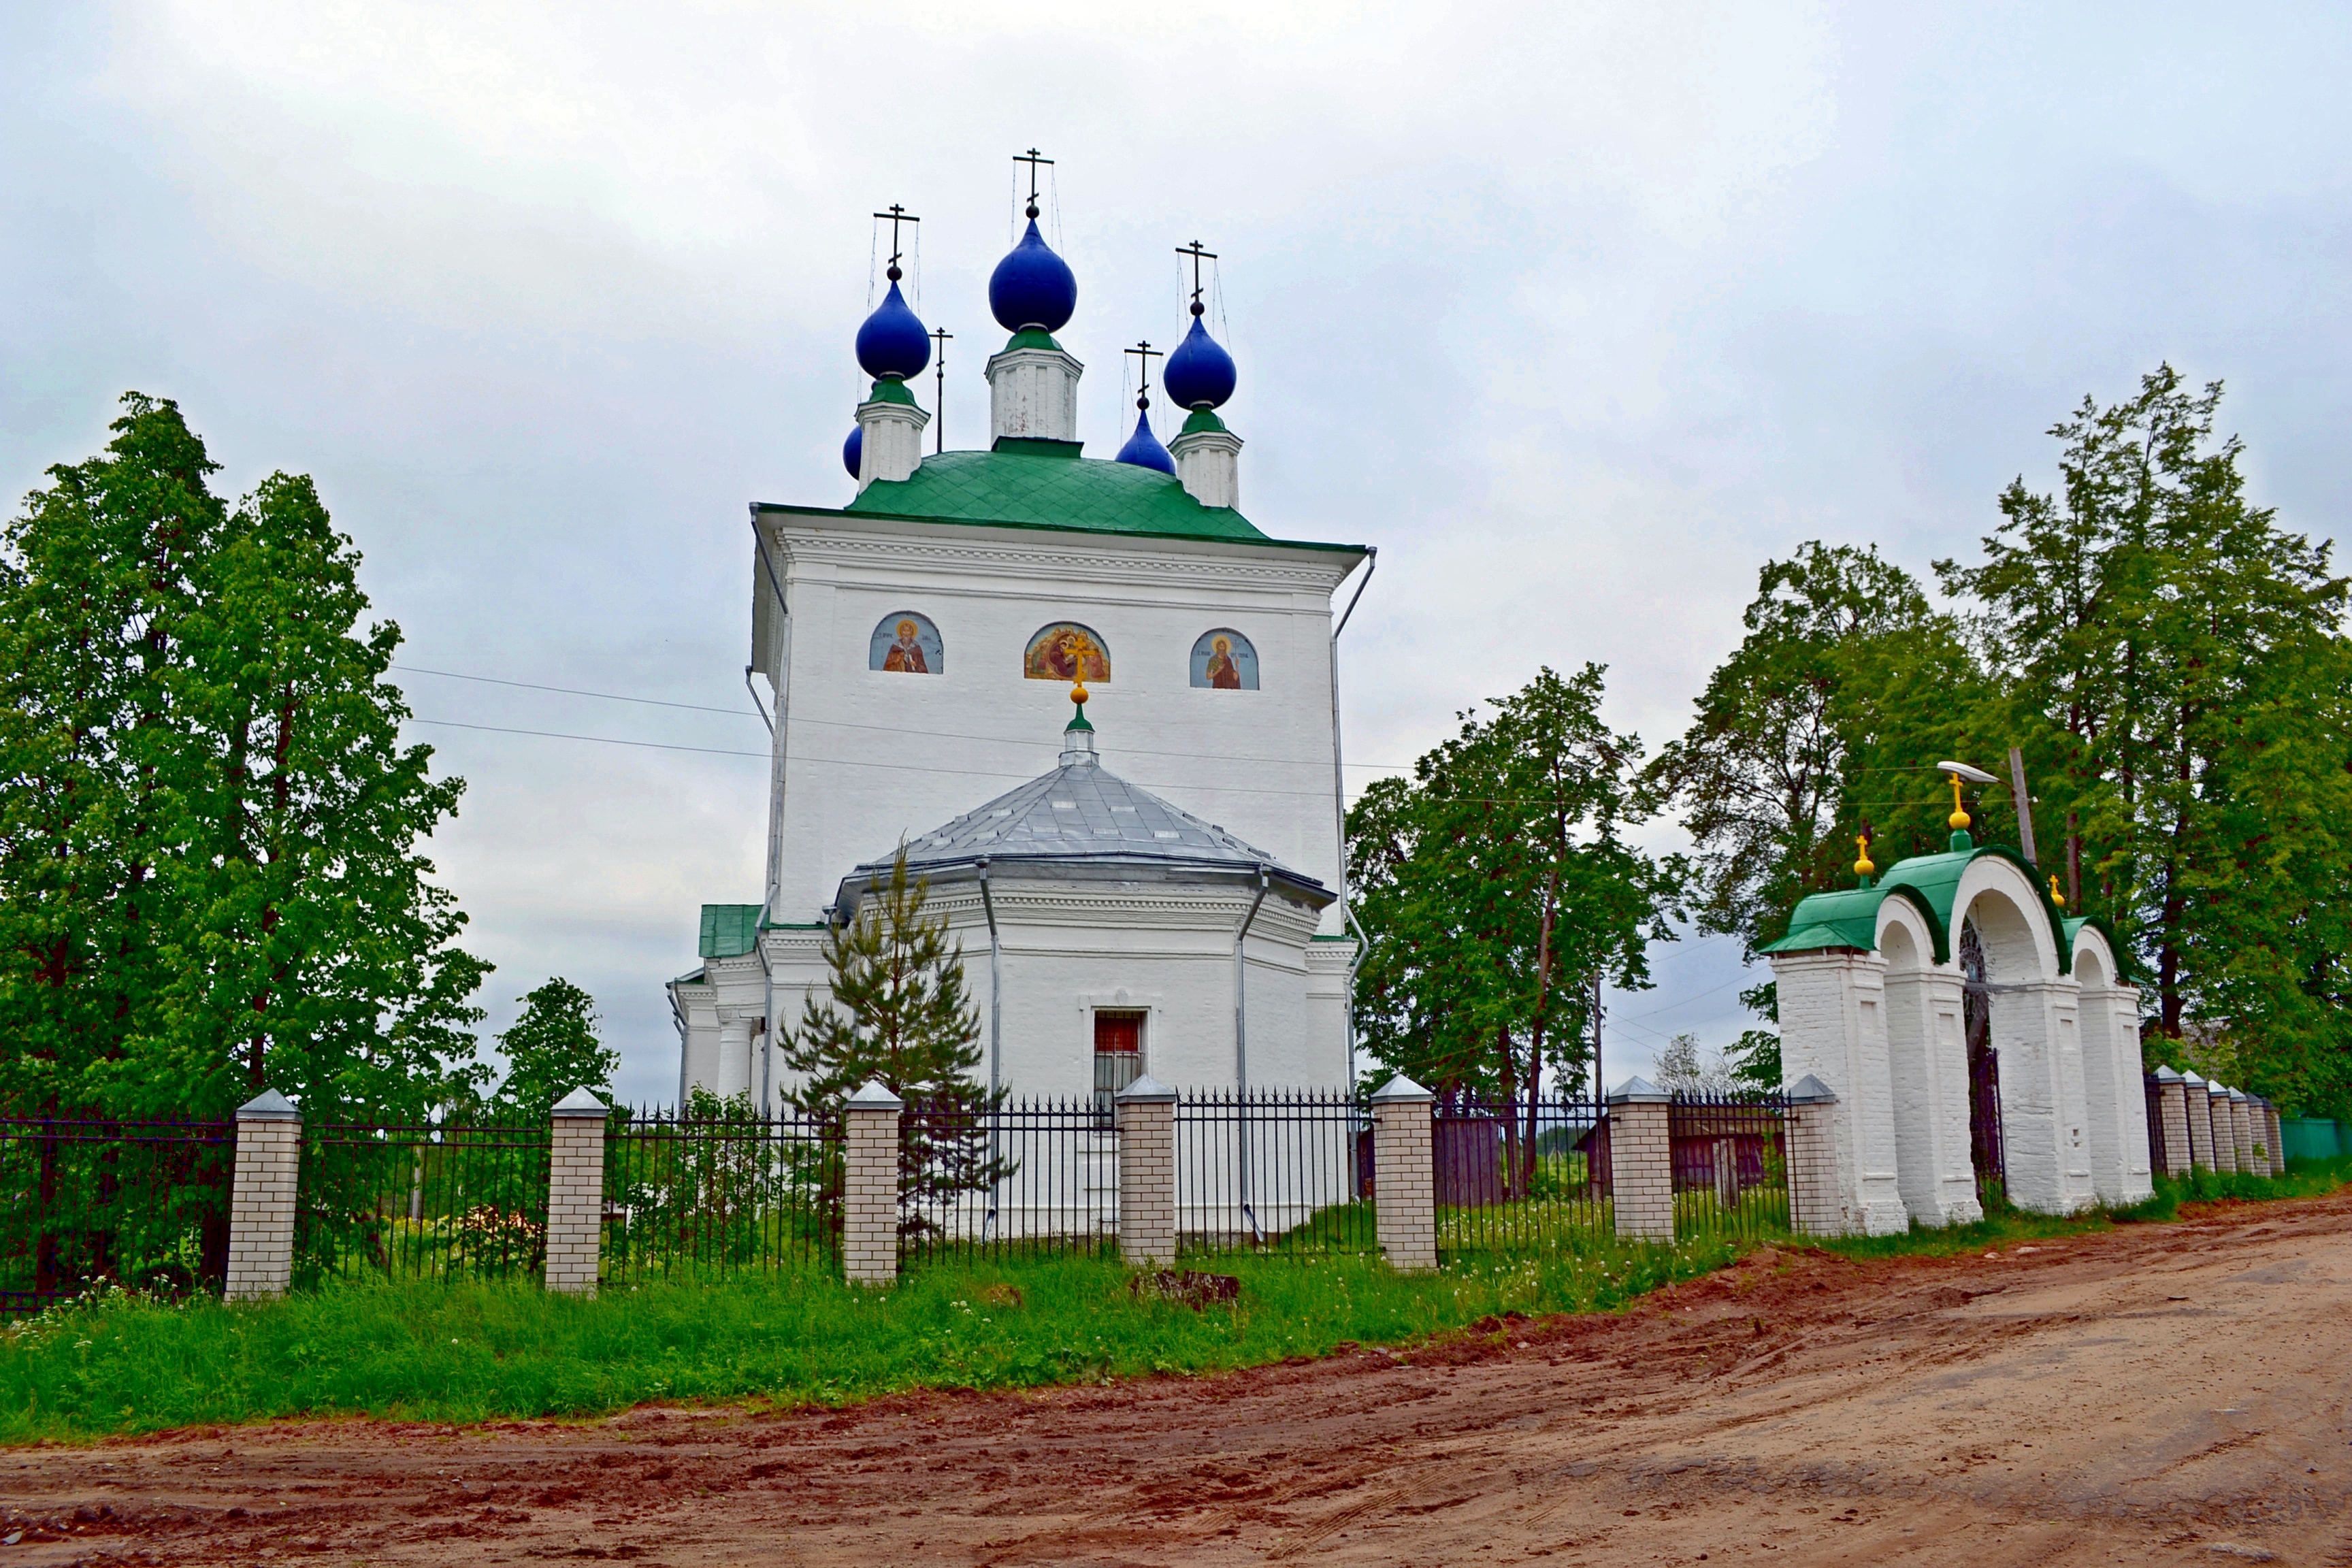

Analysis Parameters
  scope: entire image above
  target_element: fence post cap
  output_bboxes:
[1115,1074,1178,1104]
[2152,1065,2184,1083]
[235,1088,299,1122]
[2209,1081,2232,1096]
[845,1079,904,1111]
[1604,1075,1671,1105]
[1368,1073,1435,1105]
[1782,1073,1839,1105]
[552,1087,610,1117]
[2228,1088,2248,1101]
[2179,1070,2206,1086]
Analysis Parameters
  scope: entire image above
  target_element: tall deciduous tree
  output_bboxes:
[492,977,617,1114]
[1939,367,2352,1108]
[1349,664,1681,1189]
[0,395,490,1122]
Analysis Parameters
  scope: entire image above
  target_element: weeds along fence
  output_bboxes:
[0,1117,235,1316]
[602,1105,836,1283]
[295,1118,553,1288]
[1667,1091,1795,1240]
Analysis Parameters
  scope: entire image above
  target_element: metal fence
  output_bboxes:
[0,1117,234,1316]
[1668,1091,1795,1240]
[294,1117,552,1287]
[1177,1088,1372,1255]
[1428,1094,1616,1256]
[896,1096,1115,1265]
[602,1105,838,1283]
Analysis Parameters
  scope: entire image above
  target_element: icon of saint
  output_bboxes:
[883,619,929,674]
[1205,634,1241,690]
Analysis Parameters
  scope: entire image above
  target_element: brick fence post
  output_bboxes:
[2151,1067,2191,1177]
[225,1089,301,1302]
[2262,1101,2285,1175]
[843,1080,903,1286]
[1782,1074,1845,1236]
[2227,1090,2255,1173]
[2180,1073,2215,1169]
[2208,1085,2239,1173]
[1370,1075,1436,1272]
[544,1088,609,1296]
[1606,1076,1674,1241]
[1115,1075,1179,1268]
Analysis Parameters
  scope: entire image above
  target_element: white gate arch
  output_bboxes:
[1764,832,2151,1235]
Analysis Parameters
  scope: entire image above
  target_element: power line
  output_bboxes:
[395,665,764,719]
[408,718,769,759]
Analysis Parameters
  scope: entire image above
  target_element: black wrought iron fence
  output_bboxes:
[1667,1091,1793,1241]
[294,1117,552,1287]
[1174,1088,1373,1256]
[0,1117,234,1316]
[602,1105,837,1283]
[897,1096,1112,1266]
[1428,1094,1614,1256]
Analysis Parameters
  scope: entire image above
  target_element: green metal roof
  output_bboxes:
[840,443,1279,544]
[1760,842,2072,975]
[698,903,762,959]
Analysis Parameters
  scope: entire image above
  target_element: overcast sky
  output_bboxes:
[5,2,2347,1106]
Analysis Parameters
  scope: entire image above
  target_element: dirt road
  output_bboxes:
[7,1192,2349,1566]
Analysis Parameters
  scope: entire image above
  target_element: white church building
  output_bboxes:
[669,178,1371,1111]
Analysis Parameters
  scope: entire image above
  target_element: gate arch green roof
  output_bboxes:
[1760,843,2072,975]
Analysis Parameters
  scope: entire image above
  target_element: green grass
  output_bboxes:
[1812,1152,2352,1262]
[0,1232,1747,1444]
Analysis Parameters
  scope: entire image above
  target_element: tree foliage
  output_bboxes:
[491,977,617,1115]
[0,395,490,1122]
[1348,664,1682,1115]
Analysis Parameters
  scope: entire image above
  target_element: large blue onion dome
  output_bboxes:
[1114,408,1176,474]
[1162,314,1236,410]
[855,279,931,380]
[989,220,1078,333]
[841,423,863,478]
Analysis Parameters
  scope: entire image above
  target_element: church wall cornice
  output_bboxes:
[767,518,1356,596]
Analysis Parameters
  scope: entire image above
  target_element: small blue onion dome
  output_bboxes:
[989,220,1078,333]
[841,424,863,479]
[1115,408,1176,474]
[1162,314,1236,410]
[855,280,930,380]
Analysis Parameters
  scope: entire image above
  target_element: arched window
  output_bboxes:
[1190,628,1258,690]
[1024,622,1111,683]
[869,612,943,674]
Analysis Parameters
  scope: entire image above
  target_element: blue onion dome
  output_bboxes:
[1115,408,1176,474]
[841,423,863,478]
[989,220,1078,333]
[1162,313,1236,410]
[855,278,930,380]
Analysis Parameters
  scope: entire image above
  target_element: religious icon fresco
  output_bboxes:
[1190,628,1259,690]
[1024,622,1111,683]
[868,612,944,674]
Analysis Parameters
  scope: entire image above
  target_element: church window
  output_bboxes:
[1190,629,1259,690]
[1094,1010,1146,1114]
[869,612,943,674]
[1024,622,1111,683]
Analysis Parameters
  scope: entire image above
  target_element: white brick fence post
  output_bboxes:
[1370,1075,1436,1272]
[843,1080,902,1286]
[225,1089,300,1301]
[1782,1074,1845,1237]
[2151,1067,2191,1177]
[2264,1101,2286,1175]
[2181,1072,2215,1169]
[1115,1075,1178,1267]
[2209,1085,2239,1173]
[544,1088,609,1296]
[1607,1077,1675,1241]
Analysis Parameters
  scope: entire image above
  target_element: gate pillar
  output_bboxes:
[1768,949,1907,1236]
[1605,1077,1673,1241]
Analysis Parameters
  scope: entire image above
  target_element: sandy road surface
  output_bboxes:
[6,1192,2349,1567]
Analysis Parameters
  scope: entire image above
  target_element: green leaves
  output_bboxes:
[1348,664,1680,1103]
[489,978,616,1115]
[0,395,489,1123]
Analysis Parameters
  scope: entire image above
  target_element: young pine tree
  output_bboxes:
[781,849,1005,1220]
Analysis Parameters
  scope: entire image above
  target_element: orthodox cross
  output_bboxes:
[1176,240,1218,317]
[931,327,953,453]
[1124,340,1162,412]
[1014,148,1054,219]
[872,203,919,281]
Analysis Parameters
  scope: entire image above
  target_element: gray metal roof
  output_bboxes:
[835,728,1330,909]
